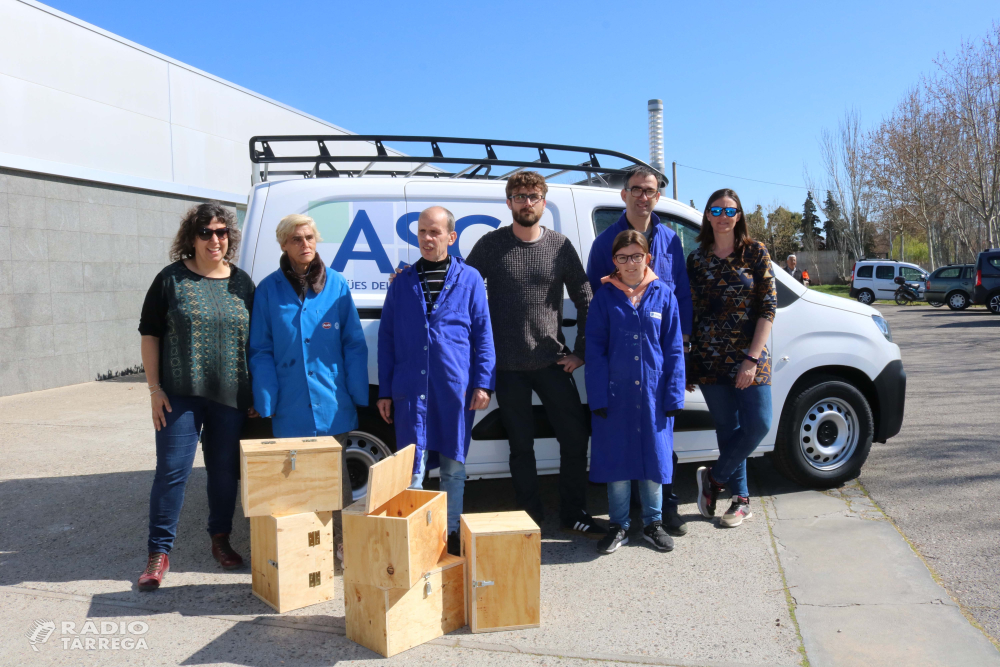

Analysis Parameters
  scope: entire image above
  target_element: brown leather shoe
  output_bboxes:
[211,533,244,570]
[138,552,169,591]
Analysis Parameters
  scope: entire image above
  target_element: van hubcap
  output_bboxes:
[858,291,873,304]
[342,431,393,502]
[990,294,1000,313]
[799,399,859,471]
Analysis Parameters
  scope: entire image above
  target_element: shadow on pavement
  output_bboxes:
[935,319,1000,328]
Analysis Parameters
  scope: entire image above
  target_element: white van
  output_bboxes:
[849,259,928,304]
[238,136,906,500]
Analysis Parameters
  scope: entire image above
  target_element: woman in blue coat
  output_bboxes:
[586,229,686,555]
[377,206,495,554]
[248,214,369,563]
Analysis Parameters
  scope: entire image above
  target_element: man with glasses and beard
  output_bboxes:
[465,171,604,537]
[585,165,693,538]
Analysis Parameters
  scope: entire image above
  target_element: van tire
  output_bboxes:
[856,289,875,305]
[772,376,874,488]
[988,292,1000,314]
[343,412,398,503]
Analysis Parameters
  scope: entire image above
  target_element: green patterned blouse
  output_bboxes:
[685,241,777,386]
[139,261,255,410]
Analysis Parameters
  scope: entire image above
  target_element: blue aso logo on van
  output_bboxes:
[309,203,500,279]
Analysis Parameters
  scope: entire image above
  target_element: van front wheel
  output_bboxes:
[772,377,874,488]
[856,289,875,304]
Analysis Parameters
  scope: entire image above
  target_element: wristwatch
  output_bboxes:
[744,354,761,365]
[683,342,692,353]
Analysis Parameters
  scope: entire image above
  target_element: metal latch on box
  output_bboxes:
[472,580,494,588]
[424,571,432,595]
[289,450,297,471]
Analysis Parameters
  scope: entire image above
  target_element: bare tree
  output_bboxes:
[821,109,876,265]
[926,23,1000,249]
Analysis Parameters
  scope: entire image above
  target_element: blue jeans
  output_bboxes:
[699,384,772,499]
[147,394,245,554]
[411,450,466,535]
[608,479,662,530]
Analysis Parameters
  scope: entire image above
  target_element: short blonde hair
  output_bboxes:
[276,213,322,246]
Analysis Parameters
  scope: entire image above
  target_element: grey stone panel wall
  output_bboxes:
[0,168,240,397]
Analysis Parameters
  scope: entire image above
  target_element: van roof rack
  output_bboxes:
[248,135,667,188]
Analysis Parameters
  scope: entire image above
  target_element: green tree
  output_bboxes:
[801,191,823,250]
[821,190,845,251]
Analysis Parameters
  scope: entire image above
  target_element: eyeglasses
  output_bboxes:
[614,253,647,265]
[709,207,739,218]
[628,187,659,199]
[197,227,229,241]
[510,193,544,204]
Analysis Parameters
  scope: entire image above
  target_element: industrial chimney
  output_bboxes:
[647,99,665,181]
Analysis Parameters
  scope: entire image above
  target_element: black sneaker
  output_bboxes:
[561,512,608,538]
[597,524,628,554]
[447,531,461,556]
[642,521,674,551]
[696,466,722,518]
[663,503,688,536]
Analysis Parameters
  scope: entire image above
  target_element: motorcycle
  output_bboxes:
[893,275,921,305]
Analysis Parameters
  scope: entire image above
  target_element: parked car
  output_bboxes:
[849,259,928,304]
[972,249,1000,314]
[238,135,907,493]
[924,264,974,310]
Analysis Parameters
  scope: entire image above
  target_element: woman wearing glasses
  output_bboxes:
[137,202,255,591]
[586,230,686,554]
[686,189,777,528]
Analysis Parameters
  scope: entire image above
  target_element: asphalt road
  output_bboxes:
[860,304,1000,643]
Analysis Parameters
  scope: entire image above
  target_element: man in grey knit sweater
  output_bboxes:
[466,172,605,537]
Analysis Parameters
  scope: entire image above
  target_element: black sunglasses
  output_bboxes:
[197,227,229,241]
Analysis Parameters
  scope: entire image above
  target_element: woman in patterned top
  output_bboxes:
[686,189,776,528]
[137,202,255,591]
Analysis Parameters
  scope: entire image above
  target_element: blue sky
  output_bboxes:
[46,0,1000,216]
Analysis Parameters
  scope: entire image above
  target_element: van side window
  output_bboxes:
[988,257,1000,270]
[938,267,961,279]
[900,267,923,280]
[592,208,700,257]
[875,266,895,280]
[857,266,873,278]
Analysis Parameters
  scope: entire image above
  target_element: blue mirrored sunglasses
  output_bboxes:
[709,206,739,218]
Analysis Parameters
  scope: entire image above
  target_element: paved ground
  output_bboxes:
[0,360,997,666]
[860,304,1000,643]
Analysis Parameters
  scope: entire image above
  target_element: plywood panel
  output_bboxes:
[343,491,447,590]
[462,512,541,633]
[251,512,334,613]
[240,438,342,517]
[346,555,465,657]
[365,444,416,514]
[460,511,538,535]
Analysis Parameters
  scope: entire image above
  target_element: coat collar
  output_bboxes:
[280,252,326,301]
[614,210,661,237]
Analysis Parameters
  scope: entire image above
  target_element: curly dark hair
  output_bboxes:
[169,202,241,262]
[505,171,548,199]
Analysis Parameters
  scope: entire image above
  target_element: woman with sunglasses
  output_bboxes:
[686,189,777,528]
[586,230,686,554]
[137,202,255,591]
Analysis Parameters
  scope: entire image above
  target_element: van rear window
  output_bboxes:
[856,266,873,278]
[989,257,1000,270]
[875,266,895,279]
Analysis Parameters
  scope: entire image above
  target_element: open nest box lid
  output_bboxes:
[364,444,417,514]
[241,436,342,457]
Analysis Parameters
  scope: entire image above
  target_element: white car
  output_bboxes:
[238,136,907,499]
[849,259,928,304]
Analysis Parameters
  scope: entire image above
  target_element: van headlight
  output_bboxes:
[872,314,892,342]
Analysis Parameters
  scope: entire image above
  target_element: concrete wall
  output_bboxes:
[0,167,237,397]
[792,250,846,285]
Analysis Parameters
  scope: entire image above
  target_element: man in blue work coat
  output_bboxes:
[585,165,693,538]
[377,206,496,556]
[248,213,369,567]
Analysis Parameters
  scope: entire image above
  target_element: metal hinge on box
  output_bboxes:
[289,450,297,471]
[423,571,433,595]
[472,580,494,588]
